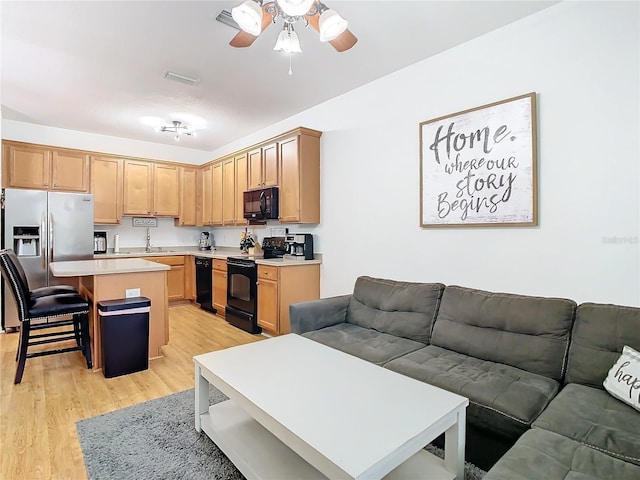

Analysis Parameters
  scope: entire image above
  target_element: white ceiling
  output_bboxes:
[1,1,557,152]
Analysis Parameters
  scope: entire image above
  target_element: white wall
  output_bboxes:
[3,2,638,306]
[213,1,640,306]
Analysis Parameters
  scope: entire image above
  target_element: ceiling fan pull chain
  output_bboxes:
[288,54,293,75]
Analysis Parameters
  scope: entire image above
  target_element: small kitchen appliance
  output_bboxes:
[285,233,314,260]
[198,232,212,250]
[243,186,279,221]
[262,236,287,259]
[94,231,107,254]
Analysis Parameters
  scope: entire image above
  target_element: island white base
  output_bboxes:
[200,400,457,480]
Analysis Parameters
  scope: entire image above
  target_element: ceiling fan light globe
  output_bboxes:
[273,29,302,53]
[231,0,263,36]
[276,0,314,16]
[319,9,348,42]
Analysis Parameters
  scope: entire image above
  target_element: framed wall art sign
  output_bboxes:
[420,92,538,227]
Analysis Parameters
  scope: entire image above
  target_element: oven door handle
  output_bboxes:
[228,263,256,270]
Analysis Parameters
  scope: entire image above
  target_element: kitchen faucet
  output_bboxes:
[145,227,152,252]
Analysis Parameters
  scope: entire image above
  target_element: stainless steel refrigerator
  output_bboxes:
[2,188,94,329]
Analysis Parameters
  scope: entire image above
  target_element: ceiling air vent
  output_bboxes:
[162,70,200,86]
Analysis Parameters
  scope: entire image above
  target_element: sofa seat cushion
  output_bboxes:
[533,383,640,466]
[484,429,640,480]
[384,345,560,439]
[302,323,426,365]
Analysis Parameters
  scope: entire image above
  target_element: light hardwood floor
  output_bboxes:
[0,304,264,479]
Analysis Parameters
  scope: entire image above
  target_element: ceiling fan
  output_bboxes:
[228,0,358,53]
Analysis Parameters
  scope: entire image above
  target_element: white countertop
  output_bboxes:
[50,258,170,277]
[96,247,322,266]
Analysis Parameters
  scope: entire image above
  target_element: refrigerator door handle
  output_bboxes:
[49,213,54,263]
[41,213,47,270]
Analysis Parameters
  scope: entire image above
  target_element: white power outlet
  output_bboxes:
[126,288,141,298]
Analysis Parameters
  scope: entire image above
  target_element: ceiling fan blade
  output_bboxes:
[328,29,357,52]
[304,12,357,52]
[229,2,275,48]
[230,31,259,48]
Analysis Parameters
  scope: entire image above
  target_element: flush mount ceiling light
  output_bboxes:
[155,120,197,141]
[229,0,356,73]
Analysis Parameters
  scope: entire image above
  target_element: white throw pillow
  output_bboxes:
[603,345,640,412]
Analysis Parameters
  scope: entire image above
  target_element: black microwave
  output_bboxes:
[243,186,279,220]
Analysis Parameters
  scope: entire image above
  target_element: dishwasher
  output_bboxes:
[195,257,216,314]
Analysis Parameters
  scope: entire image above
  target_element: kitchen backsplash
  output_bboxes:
[94,218,319,251]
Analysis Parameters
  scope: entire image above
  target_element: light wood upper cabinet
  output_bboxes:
[210,154,248,227]
[123,160,154,215]
[51,149,90,192]
[278,130,321,223]
[222,157,236,225]
[153,163,180,217]
[2,142,89,192]
[211,162,223,226]
[91,156,123,224]
[201,164,213,226]
[235,153,248,225]
[248,142,278,190]
[123,160,179,216]
[177,166,197,226]
[3,143,50,189]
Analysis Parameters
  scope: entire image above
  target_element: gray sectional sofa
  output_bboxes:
[289,276,640,477]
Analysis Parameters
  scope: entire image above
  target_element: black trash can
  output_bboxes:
[98,296,151,378]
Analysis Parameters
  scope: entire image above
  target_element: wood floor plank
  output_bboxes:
[0,304,263,479]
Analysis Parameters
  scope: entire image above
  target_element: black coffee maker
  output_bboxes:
[285,234,314,260]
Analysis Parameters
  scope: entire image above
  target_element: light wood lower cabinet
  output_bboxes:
[149,256,185,301]
[257,263,320,335]
[212,258,227,316]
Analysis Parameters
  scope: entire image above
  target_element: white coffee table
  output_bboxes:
[194,334,468,479]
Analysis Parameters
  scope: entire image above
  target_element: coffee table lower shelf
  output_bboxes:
[200,400,457,480]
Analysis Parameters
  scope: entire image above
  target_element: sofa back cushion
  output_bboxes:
[565,302,640,388]
[346,276,445,344]
[431,285,576,381]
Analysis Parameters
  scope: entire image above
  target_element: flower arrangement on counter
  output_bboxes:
[240,228,255,253]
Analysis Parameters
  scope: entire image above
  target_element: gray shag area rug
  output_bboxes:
[76,387,486,480]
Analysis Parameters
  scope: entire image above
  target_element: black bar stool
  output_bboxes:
[3,249,79,298]
[0,249,92,384]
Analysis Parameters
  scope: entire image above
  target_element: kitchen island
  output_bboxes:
[50,258,170,372]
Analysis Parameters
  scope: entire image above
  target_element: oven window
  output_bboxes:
[230,273,251,302]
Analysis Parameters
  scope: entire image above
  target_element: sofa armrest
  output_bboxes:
[289,295,352,334]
